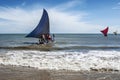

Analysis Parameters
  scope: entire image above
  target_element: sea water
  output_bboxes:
[0,34,120,71]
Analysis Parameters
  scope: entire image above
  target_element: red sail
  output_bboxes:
[101,27,109,36]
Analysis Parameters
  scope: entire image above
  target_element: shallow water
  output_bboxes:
[0,34,120,71]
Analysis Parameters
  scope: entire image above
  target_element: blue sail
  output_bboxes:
[26,9,50,38]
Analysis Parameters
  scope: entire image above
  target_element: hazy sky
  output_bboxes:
[0,0,120,33]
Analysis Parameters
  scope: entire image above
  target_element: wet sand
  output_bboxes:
[0,65,120,80]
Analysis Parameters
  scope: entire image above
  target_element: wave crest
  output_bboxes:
[0,50,120,71]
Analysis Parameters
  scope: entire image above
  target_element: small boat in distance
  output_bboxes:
[113,31,117,35]
[26,9,54,44]
[100,27,109,37]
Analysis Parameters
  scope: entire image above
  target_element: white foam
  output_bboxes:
[0,50,120,71]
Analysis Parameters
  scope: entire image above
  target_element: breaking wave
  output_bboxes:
[0,50,120,71]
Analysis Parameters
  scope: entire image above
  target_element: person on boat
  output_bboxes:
[48,35,52,41]
[39,34,53,44]
[39,35,43,44]
[39,38,41,44]
[45,34,52,43]
[39,34,46,44]
[42,34,48,44]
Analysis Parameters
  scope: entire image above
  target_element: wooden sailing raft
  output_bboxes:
[26,9,54,44]
[101,27,118,37]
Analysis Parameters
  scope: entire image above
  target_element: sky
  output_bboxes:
[0,0,120,34]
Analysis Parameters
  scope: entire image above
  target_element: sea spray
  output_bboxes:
[0,50,120,71]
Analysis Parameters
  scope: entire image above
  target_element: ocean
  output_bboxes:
[0,34,120,71]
